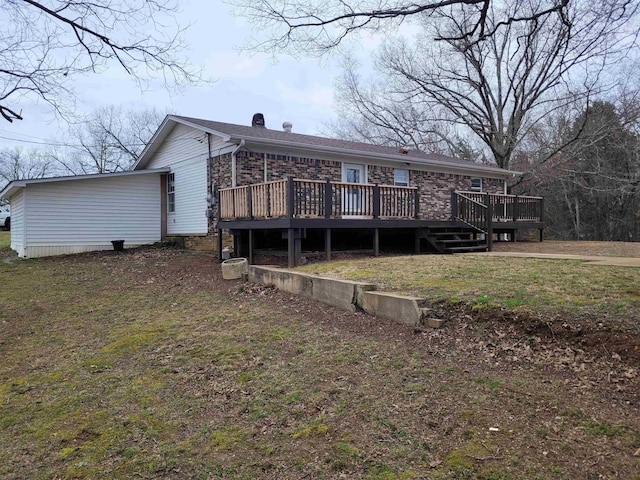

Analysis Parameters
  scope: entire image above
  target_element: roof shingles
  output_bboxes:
[171,115,511,175]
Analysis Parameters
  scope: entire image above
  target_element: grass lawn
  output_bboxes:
[0,231,9,251]
[299,255,640,331]
[1,248,639,479]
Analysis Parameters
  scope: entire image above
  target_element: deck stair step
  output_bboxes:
[422,225,487,254]
[437,238,483,246]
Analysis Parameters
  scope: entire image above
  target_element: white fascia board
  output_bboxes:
[167,117,232,141]
[0,168,170,200]
[210,144,240,157]
[0,181,25,200]
[237,136,518,178]
[134,116,232,170]
[133,115,175,170]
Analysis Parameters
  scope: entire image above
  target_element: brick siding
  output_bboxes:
[207,149,505,229]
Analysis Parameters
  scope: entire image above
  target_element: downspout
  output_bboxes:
[231,139,245,187]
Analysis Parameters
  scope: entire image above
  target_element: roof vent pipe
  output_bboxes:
[252,113,265,128]
[282,121,292,133]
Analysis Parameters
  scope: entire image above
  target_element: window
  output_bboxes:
[167,173,175,213]
[394,169,409,187]
[470,178,482,192]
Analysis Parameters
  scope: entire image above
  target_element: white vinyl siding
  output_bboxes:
[9,189,25,257]
[146,123,228,169]
[167,157,208,235]
[21,174,161,258]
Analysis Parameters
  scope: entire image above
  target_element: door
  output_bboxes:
[342,163,366,216]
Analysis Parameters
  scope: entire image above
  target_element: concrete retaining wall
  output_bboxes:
[250,266,376,312]
[249,266,443,328]
[361,291,425,326]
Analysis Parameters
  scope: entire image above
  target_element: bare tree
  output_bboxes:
[1,0,200,123]
[53,105,167,174]
[232,0,575,55]
[514,99,640,240]
[0,147,57,188]
[332,0,638,169]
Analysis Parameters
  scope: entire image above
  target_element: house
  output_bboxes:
[0,113,544,261]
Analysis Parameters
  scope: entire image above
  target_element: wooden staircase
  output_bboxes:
[421,226,488,254]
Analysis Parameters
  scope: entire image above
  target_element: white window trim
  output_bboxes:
[167,173,175,213]
[470,177,482,192]
[394,169,409,187]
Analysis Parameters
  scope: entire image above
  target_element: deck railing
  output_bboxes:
[451,190,544,249]
[453,191,544,223]
[219,177,419,220]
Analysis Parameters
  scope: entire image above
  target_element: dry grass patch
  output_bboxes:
[493,240,640,257]
[1,248,639,479]
[299,255,640,329]
[0,231,10,251]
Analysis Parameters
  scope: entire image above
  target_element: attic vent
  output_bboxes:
[252,113,265,128]
[282,121,292,133]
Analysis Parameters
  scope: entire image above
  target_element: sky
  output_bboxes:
[0,0,366,152]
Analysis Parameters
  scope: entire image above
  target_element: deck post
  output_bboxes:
[324,179,332,219]
[414,229,421,254]
[287,176,295,219]
[414,189,420,219]
[373,228,379,256]
[266,183,272,218]
[539,197,545,242]
[247,187,253,220]
[234,232,241,258]
[294,235,302,267]
[248,229,254,265]
[373,184,380,219]
[216,186,223,262]
[287,228,295,268]
[513,195,519,222]
[487,201,494,251]
[450,189,458,220]
[231,189,236,218]
[325,228,332,261]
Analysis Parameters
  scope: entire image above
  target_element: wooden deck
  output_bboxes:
[217,178,545,266]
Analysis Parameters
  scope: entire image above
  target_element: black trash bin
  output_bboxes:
[111,240,125,252]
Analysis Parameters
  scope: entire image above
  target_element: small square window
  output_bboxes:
[470,178,482,192]
[167,173,175,213]
[394,169,409,187]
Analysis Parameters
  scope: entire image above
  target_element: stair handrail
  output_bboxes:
[451,190,490,236]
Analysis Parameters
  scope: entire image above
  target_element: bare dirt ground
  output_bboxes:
[493,240,640,258]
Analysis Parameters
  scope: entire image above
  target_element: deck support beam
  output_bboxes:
[325,228,332,261]
[287,228,295,268]
[373,228,379,257]
[414,229,421,254]
[248,229,254,265]
[233,233,241,258]
[294,236,302,266]
[217,228,223,262]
